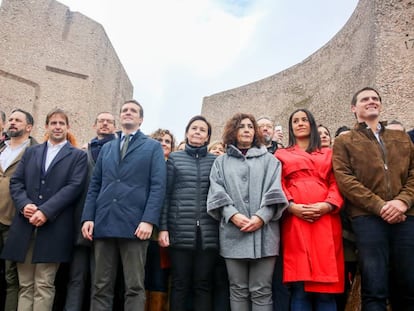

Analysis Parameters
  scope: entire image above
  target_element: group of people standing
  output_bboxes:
[0,86,413,311]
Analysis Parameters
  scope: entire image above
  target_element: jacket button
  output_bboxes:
[41,180,45,184]
[39,195,43,199]
[113,199,117,202]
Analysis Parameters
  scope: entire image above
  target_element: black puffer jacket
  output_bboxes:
[159,144,218,250]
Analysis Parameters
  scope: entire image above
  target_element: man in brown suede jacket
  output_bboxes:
[332,87,414,311]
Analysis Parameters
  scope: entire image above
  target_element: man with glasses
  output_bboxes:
[257,116,279,154]
[64,112,117,311]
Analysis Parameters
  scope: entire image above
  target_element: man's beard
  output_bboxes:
[263,135,272,144]
[7,129,24,137]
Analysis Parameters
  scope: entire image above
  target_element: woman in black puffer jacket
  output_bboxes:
[159,115,219,311]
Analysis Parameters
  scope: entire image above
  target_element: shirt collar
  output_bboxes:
[47,140,67,149]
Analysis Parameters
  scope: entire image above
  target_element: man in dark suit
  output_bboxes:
[81,100,166,311]
[1,108,88,311]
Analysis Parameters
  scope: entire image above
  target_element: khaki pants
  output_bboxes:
[16,238,60,311]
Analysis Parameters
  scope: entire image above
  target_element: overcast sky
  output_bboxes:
[58,0,358,140]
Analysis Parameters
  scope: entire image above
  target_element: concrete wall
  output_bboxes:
[0,0,133,144]
[202,0,414,142]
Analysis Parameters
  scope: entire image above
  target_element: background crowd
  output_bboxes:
[1,86,414,311]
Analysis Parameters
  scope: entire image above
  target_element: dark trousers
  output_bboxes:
[0,223,18,311]
[92,238,149,311]
[144,240,169,292]
[352,215,414,311]
[63,246,93,311]
[272,254,290,311]
[213,256,230,311]
[169,246,218,311]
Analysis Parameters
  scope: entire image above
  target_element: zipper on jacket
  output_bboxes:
[366,128,391,199]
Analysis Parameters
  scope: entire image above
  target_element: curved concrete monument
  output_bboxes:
[0,0,133,144]
[202,0,414,141]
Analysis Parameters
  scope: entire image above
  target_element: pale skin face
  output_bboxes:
[236,118,255,149]
[186,120,209,147]
[292,111,311,140]
[94,112,116,139]
[318,126,331,148]
[120,102,143,133]
[156,133,173,158]
[351,90,382,123]
[257,118,274,144]
[7,111,32,139]
[177,141,186,151]
[46,114,69,145]
[209,143,225,156]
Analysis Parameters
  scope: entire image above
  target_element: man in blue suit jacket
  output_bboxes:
[1,108,88,311]
[81,100,167,311]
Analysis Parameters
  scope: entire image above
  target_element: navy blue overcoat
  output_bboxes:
[1,142,88,263]
[81,131,166,239]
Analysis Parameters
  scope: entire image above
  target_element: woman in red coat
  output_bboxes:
[275,109,344,311]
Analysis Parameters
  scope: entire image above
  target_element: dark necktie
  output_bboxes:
[120,134,130,159]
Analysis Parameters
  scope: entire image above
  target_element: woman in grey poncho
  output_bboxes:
[207,113,288,311]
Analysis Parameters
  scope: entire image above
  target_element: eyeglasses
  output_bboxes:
[96,119,115,124]
[258,124,273,129]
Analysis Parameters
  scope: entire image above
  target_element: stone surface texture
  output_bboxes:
[0,0,133,144]
[202,0,414,142]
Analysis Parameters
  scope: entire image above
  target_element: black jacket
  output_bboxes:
[160,144,218,250]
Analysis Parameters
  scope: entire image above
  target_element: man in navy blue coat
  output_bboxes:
[81,100,167,311]
[1,108,88,311]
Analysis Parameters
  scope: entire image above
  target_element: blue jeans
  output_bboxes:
[290,283,336,311]
[352,215,414,311]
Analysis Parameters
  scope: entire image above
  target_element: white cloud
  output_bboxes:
[52,0,359,138]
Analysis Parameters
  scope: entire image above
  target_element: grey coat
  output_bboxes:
[207,145,288,259]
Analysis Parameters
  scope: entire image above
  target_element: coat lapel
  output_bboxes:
[122,131,146,160]
[45,142,72,174]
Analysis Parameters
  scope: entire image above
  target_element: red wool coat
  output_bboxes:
[275,146,344,293]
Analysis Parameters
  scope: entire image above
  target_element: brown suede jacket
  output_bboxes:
[332,122,414,217]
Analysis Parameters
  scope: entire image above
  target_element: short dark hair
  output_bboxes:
[121,100,143,118]
[11,108,34,126]
[351,87,382,106]
[335,125,351,137]
[94,111,116,126]
[185,115,212,145]
[45,108,69,126]
[222,113,264,148]
[287,109,321,153]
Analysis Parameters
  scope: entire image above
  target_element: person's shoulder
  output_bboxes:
[383,128,412,143]
[28,141,45,151]
[275,146,293,156]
